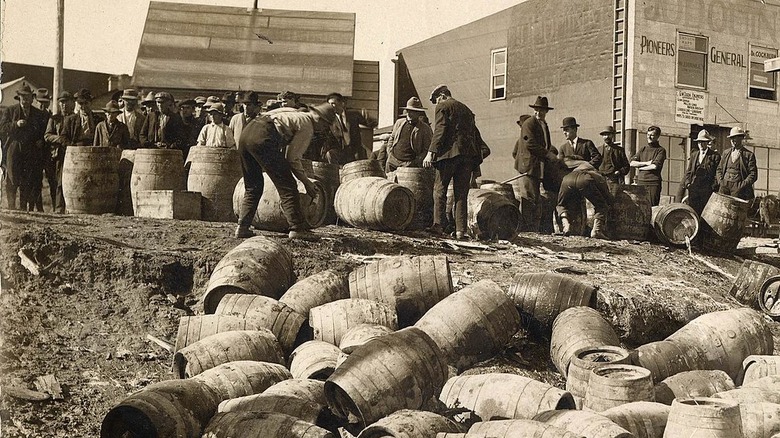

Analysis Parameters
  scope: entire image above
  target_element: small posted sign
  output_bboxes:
[675,89,707,124]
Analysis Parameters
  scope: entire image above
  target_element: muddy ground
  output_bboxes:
[0,210,778,437]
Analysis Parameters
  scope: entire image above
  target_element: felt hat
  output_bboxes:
[561,117,580,128]
[399,97,427,112]
[178,99,196,107]
[194,96,207,106]
[727,126,746,138]
[120,89,140,100]
[600,126,617,135]
[57,91,74,102]
[310,102,337,125]
[277,90,299,100]
[102,100,122,113]
[694,129,713,142]
[74,88,94,102]
[154,91,174,102]
[142,91,156,105]
[238,91,260,104]
[14,84,34,100]
[206,102,227,115]
[428,84,449,104]
[35,88,52,102]
[222,91,236,103]
[516,114,532,126]
[529,96,553,110]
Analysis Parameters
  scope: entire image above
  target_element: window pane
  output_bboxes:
[678,51,706,88]
[493,88,505,99]
[493,51,506,64]
[493,75,505,87]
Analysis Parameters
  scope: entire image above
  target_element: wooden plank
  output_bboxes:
[350,90,379,101]
[141,33,210,49]
[148,8,353,32]
[353,62,379,73]
[132,71,352,96]
[138,46,351,69]
[346,98,379,111]
[267,16,355,32]
[352,82,379,92]
[353,72,379,83]
[145,20,354,45]
[207,37,354,57]
[135,58,309,79]
[302,66,353,83]
[150,2,354,20]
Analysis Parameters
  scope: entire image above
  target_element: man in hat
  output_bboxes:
[230,91,261,142]
[34,88,53,117]
[43,91,75,212]
[232,103,334,240]
[222,92,238,120]
[93,100,130,148]
[179,98,201,154]
[0,84,48,210]
[117,89,146,149]
[140,91,157,116]
[382,97,432,173]
[140,92,188,153]
[62,88,102,147]
[597,126,630,186]
[196,103,235,148]
[558,117,601,168]
[678,129,721,214]
[278,90,306,109]
[194,96,208,125]
[556,158,614,239]
[630,126,667,206]
[716,126,757,201]
[422,84,486,240]
[514,96,559,232]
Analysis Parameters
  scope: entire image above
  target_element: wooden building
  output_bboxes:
[396,0,780,197]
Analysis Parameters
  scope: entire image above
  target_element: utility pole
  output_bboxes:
[52,0,64,114]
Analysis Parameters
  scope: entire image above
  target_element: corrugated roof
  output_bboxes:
[132,2,356,95]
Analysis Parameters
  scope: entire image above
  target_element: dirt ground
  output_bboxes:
[0,210,778,437]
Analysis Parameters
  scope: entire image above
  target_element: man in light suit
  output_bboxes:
[679,129,721,215]
[716,126,757,201]
[117,89,146,149]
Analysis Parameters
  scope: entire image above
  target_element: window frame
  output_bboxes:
[675,32,708,90]
[748,43,778,102]
[490,47,507,101]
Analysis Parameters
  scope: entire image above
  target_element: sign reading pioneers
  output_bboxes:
[675,89,707,124]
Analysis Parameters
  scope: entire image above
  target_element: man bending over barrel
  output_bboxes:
[556,158,613,239]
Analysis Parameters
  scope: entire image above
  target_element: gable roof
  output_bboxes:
[1,62,111,96]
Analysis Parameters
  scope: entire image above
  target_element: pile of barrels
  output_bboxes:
[101,239,779,438]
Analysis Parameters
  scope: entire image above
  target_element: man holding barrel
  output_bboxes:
[556,159,613,239]
[716,126,757,201]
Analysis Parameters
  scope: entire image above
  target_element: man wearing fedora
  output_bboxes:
[230,91,261,143]
[94,100,130,148]
[140,91,157,116]
[558,117,601,168]
[117,89,146,149]
[597,125,630,186]
[233,102,335,240]
[514,96,560,232]
[716,126,757,201]
[140,92,188,153]
[43,91,75,212]
[62,88,102,147]
[34,88,53,117]
[196,103,236,148]
[678,129,721,214]
[382,97,432,173]
[630,126,667,206]
[0,84,48,210]
[423,84,486,239]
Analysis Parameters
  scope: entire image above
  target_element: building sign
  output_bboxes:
[677,33,708,89]
[710,47,746,67]
[640,35,675,56]
[675,89,707,124]
[750,45,778,90]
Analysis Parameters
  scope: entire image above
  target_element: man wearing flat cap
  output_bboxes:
[630,125,667,206]
[230,91,261,143]
[716,126,757,201]
[0,84,48,210]
[140,91,188,154]
[423,84,488,240]
[94,101,130,148]
[62,88,103,147]
[278,90,306,109]
[514,96,560,232]
[43,91,75,212]
[678,129,720,214]
[117,89,146,149]
[597,126,630,186]
[179,98,201,154]
[382,97,432,173]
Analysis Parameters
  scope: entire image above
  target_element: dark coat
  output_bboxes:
[560,138,602,168]
[139,110,189,152]
[717,146,757,200]
[0,103,48,185]
[429,98,482,164]
[685,148,721,193]
[513,116,552,179]
[61,111,104,146]
[93,120,131,148]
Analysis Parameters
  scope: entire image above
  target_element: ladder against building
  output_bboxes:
[766,57,780,73]
[612,0,627,147]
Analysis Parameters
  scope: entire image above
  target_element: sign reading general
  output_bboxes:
[675,89,707,124]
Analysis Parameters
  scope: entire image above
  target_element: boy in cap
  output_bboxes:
[94,100,130,148]
[716,126,757,201]
[679,129,720,214]
[118,89,146,149]
[194,96,208,124]
[597,125,630,186]
[196,103,235,148]
[43,91,75,212]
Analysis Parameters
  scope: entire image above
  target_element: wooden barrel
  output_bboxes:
[714,387,780,404]
[550,306,621,376]
[339,159,385,184]
[309,299,398,346]
[743,374,780,389]
[439,373,575,421]
[172,329,284,378]
[467,420,581,438]
[186,146,242,222]
[334,177,416,231]
[358,409,462,438]
[62,146,121,214]
[264,379,327,406]
[100,379,220,438]
[339,324,394,354]
[192,360,292,401]
[759,275,780,319]
[467,189,521,240]
[302,159,340,224]
[654,370,735,405]
[664,398,743,438]
[349,255,453,327]
[608,185,652,241]
[280,270,350,318]
[116,149,135,215]
[218,393,327,425]
[214,294,305,355]
[651,202,699,246]
[566,346,632,408]
[203,411,334,438]
[730,260,780,308]
[666,308,774,380]
[602,401,669,438]
[202,236,295,314]
[741,355,780,386]
[324,327,448,430]
[506,272,597,334]
[634,340,708,384]
[480,183,518,205]
[533,410,633,438]
[698,192,751,254]
[289,341,342,380]
[395,167,435,230]
[232,176,327,232]
[414,279,522,371]
[130,148,185,212]
[174,315,268,352]
[584,364,654,412]
[737,402,780,438]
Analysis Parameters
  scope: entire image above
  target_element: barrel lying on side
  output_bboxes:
[730,260,780,308]
[174,315,266,352]
[280,270,350,318]
[334,177,416,231]
[358,409,463,438]
[214,294,305,355]
[467,420,582,438]
[741,355,780,386]
[550,306,621,376]
[467,189,521,240]
[192,360,292,401]
[289,341,342,380]
[651,202,699,246]
[339,324,394,354]
[698,192,751,255]
[653,370,735,405]
[232,176,327,232]
[602,401,669,438]
[533,409,633,438]
[173,329,284,378]
[263,379,327,406]
[664,398,743,438]
[309,298,398,346]
[203,411,334,438]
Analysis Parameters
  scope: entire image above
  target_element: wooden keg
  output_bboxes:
[730,260,780,308]
[583,364,655,412]
[279,270,349,318]
[130,148,185,212]
[698,192,751,255]
[232,176,327,232]
[186,146,242,222]
[651,202,699,246]
[608,184,652,241]
[203,411,333,438]
[507,272,597,334]
[302,159,340,224]
[467,188,521,240]
[566,346,632,408]
[395,167,435,230]
[334,177,416,231]
[359,410,462,438]
[339,159,385,184]
[759,275,780,319]
[480,182,518,205]
[654,370,735,405]
[664,398,743,438]
[62,146,121,214]
[550,307,621,376]
[192,361,291,401]
[172,329,284,378]
[309,298,397,346]
[602,401,670,438]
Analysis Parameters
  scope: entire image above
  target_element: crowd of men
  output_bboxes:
[0,82,759,241]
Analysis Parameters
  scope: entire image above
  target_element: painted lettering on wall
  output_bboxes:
[710,47,746,67]
[640,36,675,56]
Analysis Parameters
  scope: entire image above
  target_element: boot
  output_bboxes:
[590,214,609,240]
[559,214,571,236]
[234,225,254,239]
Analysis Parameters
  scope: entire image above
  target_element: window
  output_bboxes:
[749,44,777,101]
[490,48,507,100]
[676,33,708,89]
